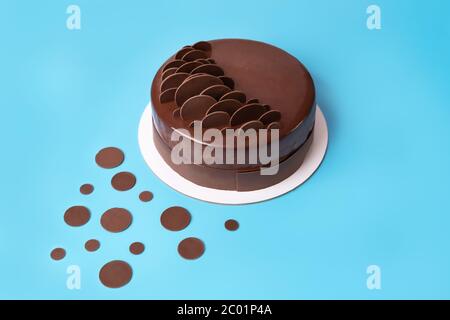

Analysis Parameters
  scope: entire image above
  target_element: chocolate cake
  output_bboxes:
[150,39,316,191]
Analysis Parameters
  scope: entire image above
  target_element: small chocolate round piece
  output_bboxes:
[178,237,205,260]
[85,239,100,252]
[101,208,132,233]
[64,206,91,227]
[95,147,124,169]
[50,248,66,261]
[80,183,94,195]
[225,219,239,231]
[111,172,136,191]
[99,260,132,288]
[139,191,153,202]
[160,206,191,231]
[129,242,145,255]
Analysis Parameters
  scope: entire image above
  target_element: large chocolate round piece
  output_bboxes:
[177,237,205,260]
[99,260,132,288]
[95,147,124,169]
[64,206,91,227]
[111,172,136,191]
[101,208,132,233]
[160,206,191,231]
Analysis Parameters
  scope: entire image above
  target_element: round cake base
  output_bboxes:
[138,103,328,205]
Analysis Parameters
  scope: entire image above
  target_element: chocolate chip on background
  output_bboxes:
[50,248,66,261]
[95,147,125,169]
[80,183,94,195]
[64,206,91,227]
[129,242,145,255]
[85,239,101,252]
[111,172,136,191]
[139,191,153,202]
[177,237,205,260]
[99,260,133,288]
[225,219,239,231]
[100,208,133,233]
[160,206,191,231]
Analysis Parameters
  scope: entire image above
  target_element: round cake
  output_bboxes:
[150,39,316,191]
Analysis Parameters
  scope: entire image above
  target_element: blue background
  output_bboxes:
[1,0,450,299]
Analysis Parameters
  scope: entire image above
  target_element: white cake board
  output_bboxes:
[138,103,328,205]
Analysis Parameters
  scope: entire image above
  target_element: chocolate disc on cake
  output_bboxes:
[150,39,316,191]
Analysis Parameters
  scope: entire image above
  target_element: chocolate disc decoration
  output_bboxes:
[111,171,136,191]
[160,206,191,231]
[175,74,223,107]
[180,95,216,122]
[85,239,100,252]
[160,72,189,92]
[159,88,177,103]
[230,103,269,126]
[220,90,246,103]
[192,41,212,52]
[200,84,231,100]
[239,120,264,132]
[177,237,205,260]
[206,99,242,115]
[161,67,178,81]
[182,49,208,62]
[80,183,94,195]
[139,191,153,202]
[191,64,224,77]
[99,260,133,289]
[225,219,239,231]
[95,147,124,169]
[101,208,133,233]
[175,46,194,60]
[129,242,145,255]
[201,111,230,129]
[246,98,259,104]
[64,205,91,227]
[218,76,234,89]
[162,59,185,72]
[176,61,203,74]
[259,110,282,125]
[50,248,66,261]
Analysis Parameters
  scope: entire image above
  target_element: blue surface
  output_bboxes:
[1,0,450,299]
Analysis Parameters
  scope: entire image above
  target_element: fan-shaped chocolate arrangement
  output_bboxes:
[158,41,281,133]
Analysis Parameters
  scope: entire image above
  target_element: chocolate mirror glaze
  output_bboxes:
[150,39,316,191]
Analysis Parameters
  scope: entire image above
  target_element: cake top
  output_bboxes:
[151,39,315,138]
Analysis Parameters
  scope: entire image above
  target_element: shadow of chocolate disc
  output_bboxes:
[160,206,191,231]
[99,260,132,289]
[177,237,205,260]
[64,206,91,227]
[95,147,124,169]
[85,239,100,252]
[129,242,145,255]
[111,172,136,191]
[101,208,132,233]
[50,248,66,261]
[225,219,239,231]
